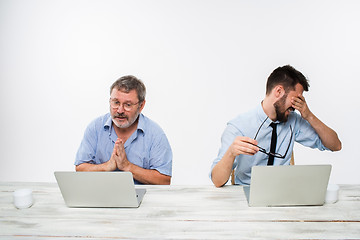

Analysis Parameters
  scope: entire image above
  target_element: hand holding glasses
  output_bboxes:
[252,117,293,159]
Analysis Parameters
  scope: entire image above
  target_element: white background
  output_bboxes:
[1,0,359,185]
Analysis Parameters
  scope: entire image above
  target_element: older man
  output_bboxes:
[75,75,172,185]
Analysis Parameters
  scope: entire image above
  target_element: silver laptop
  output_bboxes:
[54,171,146,208]
[244,165,331,207]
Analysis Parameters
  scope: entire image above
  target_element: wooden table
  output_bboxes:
[0,183,359,239]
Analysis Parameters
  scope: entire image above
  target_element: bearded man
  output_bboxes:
[75,75,172,185]
[210,65,341,187]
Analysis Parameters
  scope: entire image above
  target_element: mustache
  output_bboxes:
[114,113,128,118]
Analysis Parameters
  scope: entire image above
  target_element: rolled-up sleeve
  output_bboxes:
[149,132,173,176]
[294,115,329,151]
[74,121,98,166]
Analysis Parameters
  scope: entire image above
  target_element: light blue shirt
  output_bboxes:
[75,113,172,184]
[211,104,329,185]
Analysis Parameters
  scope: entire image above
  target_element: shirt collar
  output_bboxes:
[104,114,112,133]
[137,113,146,133]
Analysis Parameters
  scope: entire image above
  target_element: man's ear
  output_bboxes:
[139,100,146,112]
[273,85,285,98]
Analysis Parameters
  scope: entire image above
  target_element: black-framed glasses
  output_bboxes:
[253,117,293,159]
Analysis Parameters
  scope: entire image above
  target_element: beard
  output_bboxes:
[112,109,140,129]
[273,93,294,122]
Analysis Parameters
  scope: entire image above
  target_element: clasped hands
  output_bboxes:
[107,138,132,171]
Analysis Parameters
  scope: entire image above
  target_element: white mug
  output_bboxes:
[13,188,33,209]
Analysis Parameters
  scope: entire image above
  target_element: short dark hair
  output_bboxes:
[110,75,146,103]
[266,65,309,95]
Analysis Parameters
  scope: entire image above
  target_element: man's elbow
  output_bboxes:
[332,140,342,152]
[75,164,83,171]
[214,182,226,188]
[211,176,226,188]
[163,176,171,185]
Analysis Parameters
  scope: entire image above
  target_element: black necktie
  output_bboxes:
[268,122,278,166]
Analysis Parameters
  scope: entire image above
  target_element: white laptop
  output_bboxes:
[54,171,146,208]
[244,165,331,207]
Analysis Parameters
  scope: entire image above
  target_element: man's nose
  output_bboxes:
[116,104,125,113]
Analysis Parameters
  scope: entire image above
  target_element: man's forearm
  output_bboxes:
[129,164,171,185]
[306,113,342,151]
[75,161,114,172]
[211,150,235,187]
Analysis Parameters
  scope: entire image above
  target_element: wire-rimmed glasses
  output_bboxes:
[253,117,293,159]
[109,99,140,111]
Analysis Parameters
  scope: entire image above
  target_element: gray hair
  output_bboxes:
[110,75,146,103]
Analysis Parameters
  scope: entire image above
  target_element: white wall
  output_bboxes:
[1,0,359,185]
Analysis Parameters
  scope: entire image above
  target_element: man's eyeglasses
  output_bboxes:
[253,117,293,159]
[109,99,140,111]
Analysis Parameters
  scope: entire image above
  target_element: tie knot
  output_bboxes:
[270,122,277,129]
